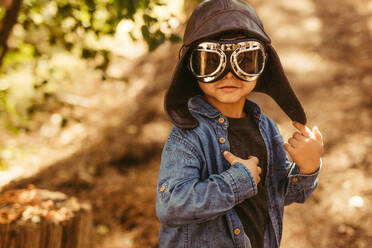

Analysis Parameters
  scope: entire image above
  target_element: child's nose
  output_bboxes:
[224,72,235,80]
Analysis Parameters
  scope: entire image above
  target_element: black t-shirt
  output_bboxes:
[227,113,269,248]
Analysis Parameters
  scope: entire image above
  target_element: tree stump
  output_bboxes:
[0,185,93,248]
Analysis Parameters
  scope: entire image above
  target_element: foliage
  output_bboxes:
[5,0,181,67]
[0,0,182,133]
[0,6,6,21]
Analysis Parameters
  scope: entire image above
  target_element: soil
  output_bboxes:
[1,0,371,247]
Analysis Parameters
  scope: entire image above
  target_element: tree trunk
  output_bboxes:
[0,0,22,67]
[0,185,94,248]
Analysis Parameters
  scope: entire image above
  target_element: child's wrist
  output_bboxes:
[297,161,320,175]
[299,168,318,175]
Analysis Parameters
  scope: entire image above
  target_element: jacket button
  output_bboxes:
[218,117,225,124]
[159,185,166,192]
[291,177,298,183]
[219,137,226,144]
[234,228,241,235]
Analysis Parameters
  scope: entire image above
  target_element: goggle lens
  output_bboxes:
[236,49,265,74]
[190,50,221,76]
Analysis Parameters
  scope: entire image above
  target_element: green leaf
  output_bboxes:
[0,7,6,21]
[137,0,150,10]
[0,160,7,171]
[154,0,166,6]
[141,25,168,51]
[122,0,136,19]
[149,30,165,51]
[168,33,182,43]
[58,3,73,17]
[3,43,35,65]
[95,49,110,71]
[141,25,150,41]
[143,14,158,25]
[82,48,97,58]
[85,0,96,11]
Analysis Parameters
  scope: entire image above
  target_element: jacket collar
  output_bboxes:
[188,94,262,120]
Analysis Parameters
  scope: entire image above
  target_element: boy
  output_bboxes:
[156,0,324,247]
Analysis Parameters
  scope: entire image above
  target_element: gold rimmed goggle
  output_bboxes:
[189,39,267,83]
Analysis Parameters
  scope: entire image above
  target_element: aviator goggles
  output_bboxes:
[189,39,267,83]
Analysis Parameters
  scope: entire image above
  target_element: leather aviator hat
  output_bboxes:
[164,0,307,129]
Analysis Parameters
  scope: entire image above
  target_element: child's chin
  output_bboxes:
[215,95,244,104]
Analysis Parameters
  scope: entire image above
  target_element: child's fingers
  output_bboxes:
[292,122,315,139]
[223,151,240,165]
[293,131,304,141]
[284,142,295,156]
[247,155,259,165]
[313,126,323,144]
[288,137,299,148]
[256,176,261,184]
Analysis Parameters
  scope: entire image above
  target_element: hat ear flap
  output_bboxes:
[164,48,204,129]
[255,44,307,124]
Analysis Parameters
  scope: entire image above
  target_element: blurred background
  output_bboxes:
[0,0,371,247]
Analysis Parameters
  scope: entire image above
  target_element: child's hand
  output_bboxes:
[223,151,262,185]
[284,122,324,174]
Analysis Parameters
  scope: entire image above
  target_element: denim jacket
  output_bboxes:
[156,94,321,248]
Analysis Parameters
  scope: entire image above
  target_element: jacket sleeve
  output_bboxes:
[156,133,258,227]
[283,159,321,206]
[266,118,322,206]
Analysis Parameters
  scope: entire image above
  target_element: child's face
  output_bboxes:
[198,72,257,105]
[195,34,258,105]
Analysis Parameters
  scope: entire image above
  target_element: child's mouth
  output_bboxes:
[219,86,239,92]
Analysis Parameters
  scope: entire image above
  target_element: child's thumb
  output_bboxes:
[223,151,239,165]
